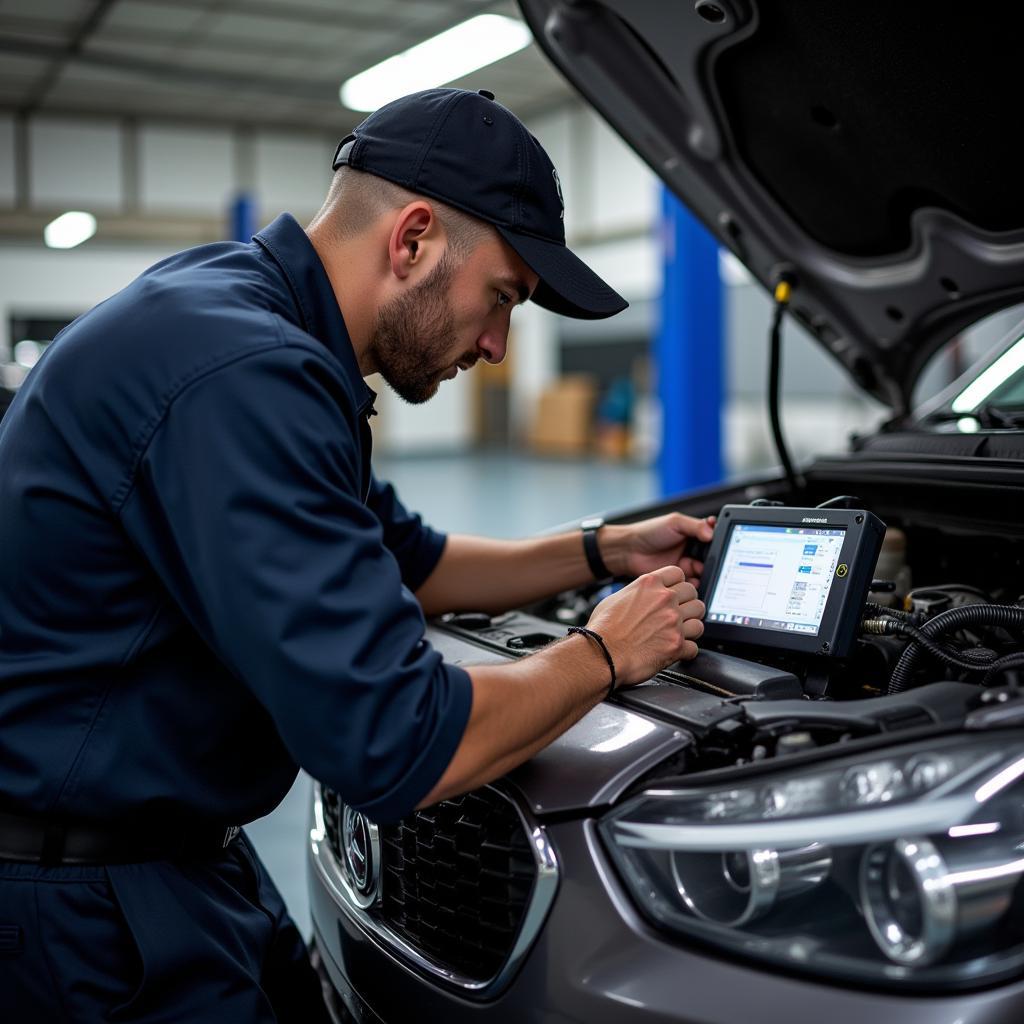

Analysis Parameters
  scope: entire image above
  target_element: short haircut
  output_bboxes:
[315,167,494,259]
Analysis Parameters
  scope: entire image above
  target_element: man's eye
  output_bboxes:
[496,291,512,308]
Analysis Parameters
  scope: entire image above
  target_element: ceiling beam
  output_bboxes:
[127,0,499,33]
[19,0,119,116]
[2,37,342,102]
[0,207,231,246]
[0,17,399,63]
[0,101,349,136]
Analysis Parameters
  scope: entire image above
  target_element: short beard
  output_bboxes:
[368,251,473,405]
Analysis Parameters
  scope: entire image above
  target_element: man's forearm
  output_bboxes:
[415,530,627,616]
[418,564,705,808]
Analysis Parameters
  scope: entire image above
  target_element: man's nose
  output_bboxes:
[477,326,509,365]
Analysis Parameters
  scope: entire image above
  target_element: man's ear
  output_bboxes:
[388,201,440,281]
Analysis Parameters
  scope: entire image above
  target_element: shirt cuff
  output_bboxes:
[403,527,447,592]
[352,661,473,825]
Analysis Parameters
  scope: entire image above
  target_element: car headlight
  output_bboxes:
[600,732,1024,989]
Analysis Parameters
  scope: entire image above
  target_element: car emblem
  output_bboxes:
[341,806,381,907]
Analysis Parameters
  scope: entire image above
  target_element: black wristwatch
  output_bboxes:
[580,516,612,581]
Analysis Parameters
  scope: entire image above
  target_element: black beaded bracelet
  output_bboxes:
[566,625,617,699]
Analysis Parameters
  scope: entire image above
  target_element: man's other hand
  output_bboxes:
[611,512,716,583]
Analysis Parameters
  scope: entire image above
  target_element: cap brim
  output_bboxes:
[496,227,628,320]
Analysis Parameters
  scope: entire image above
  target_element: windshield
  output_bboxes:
[951,335,1024,413]
[916,313,1024,429]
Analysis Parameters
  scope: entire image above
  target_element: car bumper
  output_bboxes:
[310,939,382,1024]
[309,816,1024,1024]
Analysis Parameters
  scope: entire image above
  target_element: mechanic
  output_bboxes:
[0,88,711,1022]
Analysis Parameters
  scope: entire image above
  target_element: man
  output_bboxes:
[0,89,710,1021]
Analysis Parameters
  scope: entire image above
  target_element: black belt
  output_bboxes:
[0,811,242,865]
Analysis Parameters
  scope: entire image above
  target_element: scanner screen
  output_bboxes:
[706,524,846,636]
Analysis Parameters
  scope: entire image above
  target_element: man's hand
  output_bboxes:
[606,512,716,583]
[588,565,705,682]
[421,565,705,806]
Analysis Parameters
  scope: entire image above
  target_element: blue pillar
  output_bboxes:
[230,192,257,242]
[656,186,724,496]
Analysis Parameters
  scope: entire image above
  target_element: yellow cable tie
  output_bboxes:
[774,280,792,305]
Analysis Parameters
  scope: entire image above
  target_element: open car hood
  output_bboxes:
[516,0,1024,412]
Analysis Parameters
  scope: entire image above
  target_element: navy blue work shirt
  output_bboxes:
[0,214,472,826]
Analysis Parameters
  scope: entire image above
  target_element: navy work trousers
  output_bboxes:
[0,833,330,1023]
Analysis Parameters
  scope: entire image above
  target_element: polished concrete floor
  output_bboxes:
[245,451,656,937]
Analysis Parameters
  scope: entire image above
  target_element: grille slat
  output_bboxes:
[323,787,537,982]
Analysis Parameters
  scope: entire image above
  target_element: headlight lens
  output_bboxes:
[600,732,1024,989]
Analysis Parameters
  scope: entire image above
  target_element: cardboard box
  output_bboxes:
[528,375,597,456]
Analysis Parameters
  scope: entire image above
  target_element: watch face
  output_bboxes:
[581,516,604,531]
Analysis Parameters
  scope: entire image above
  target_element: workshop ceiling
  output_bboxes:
[0,0,574,132]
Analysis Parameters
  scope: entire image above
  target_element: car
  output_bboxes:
[307,3,1024,1021]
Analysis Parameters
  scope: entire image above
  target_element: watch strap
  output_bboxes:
[581,520,612,581]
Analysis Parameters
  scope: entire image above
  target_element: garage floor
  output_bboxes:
[245,451,657,937]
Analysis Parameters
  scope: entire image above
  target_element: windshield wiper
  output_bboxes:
[978,404,1024,428]
[920,403,1024,429]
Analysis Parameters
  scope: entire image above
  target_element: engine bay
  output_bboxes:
[433,489,1024,777]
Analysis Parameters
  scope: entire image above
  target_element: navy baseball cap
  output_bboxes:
[332,88,627,320]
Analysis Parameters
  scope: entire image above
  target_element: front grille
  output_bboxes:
[322,787,538,982]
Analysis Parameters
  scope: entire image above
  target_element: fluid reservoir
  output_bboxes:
[870,527,911,607]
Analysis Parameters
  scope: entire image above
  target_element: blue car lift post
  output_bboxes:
[656,186,724,497]
[231,192,257,243]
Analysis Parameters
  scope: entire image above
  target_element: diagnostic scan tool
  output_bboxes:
[698,504,886,658]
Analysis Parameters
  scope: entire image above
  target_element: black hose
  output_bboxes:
[863,602,920,625]
[768,295,803,495]
[901,630,995,673]
[817,495,864,510]
[888,604,1024,694]
[982,652,1024,688]
[869,617,997,672]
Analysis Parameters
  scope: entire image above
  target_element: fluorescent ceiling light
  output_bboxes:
[951,335,1024,412]
[340,14,532,112]
[44,211,97,249]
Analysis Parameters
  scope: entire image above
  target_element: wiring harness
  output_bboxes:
[861,604,1024,693]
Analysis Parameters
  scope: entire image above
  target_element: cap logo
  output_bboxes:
[552,168,564,220]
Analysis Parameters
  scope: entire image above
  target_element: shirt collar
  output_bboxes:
[254,213,376,417]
